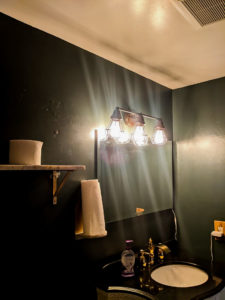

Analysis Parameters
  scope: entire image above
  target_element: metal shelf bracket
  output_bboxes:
[52,170,73,205]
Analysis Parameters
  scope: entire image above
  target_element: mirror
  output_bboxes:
[98,141,173,223]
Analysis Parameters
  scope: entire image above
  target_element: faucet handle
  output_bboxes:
[148,237,153,245]
[148,237,155,255]
[139,249,147,268]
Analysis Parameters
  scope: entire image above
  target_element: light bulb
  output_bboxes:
[132,126,148,146]
[116,131,130,144]
[108,120,122,139]
[151,127,167,145]
[97,128,108,141]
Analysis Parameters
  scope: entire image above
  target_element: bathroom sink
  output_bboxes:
[150,262,209,288]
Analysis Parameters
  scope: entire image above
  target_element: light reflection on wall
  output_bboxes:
[79,51,172,223]
[175,135,225,256]
[177,136,225,165]
[99,142,173,223]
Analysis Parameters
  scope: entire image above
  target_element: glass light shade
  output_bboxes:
[97,128,108,141]
[116,131,130,144]
[132,126,148,146]
[151,127,167,145]
[108,120,122,139]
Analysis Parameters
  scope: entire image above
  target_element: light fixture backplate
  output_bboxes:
[123,113,139,127]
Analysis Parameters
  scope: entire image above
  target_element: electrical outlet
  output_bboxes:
[214,220,225,235]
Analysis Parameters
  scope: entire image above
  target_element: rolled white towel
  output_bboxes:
[9,139,43,165]
[81,179,107,238]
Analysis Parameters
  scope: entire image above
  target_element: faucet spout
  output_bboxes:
[156,243,171,255]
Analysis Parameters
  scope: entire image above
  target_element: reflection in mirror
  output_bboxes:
[98,141,173,223]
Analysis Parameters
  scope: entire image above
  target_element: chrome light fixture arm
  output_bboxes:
[116,107,162,123]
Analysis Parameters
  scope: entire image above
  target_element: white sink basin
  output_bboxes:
[151,263,209,288]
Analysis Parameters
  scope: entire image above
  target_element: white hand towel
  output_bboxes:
[81,179,107,238]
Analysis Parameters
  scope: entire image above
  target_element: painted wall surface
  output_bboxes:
[0,13,172,220]
[0,13,173,298]
[173,77,225,264]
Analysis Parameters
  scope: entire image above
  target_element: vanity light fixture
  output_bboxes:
[132,113,148,146]
[101,107,168,146]
[107,107,123,140]
[151,119,168,145]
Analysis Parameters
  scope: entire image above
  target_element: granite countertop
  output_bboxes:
[95,244,225,300]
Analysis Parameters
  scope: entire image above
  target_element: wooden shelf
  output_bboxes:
[0,164,86,205]
[0,164,86,171]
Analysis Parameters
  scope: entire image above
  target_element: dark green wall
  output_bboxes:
[0,12,172,226]
[0,13,173,298]
[173,77,225,263]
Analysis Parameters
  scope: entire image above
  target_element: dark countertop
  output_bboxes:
[95,242,225,300]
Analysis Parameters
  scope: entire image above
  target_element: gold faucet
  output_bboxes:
[156,243,171,262]
[139,237,155,269]
[139,249,147,269]
[139,238,171,270]
[140,238,171,268]
[148,238,155,265]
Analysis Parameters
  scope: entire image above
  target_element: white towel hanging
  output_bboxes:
[80,179,107,238]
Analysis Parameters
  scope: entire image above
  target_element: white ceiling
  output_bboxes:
[1,0,225,89]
